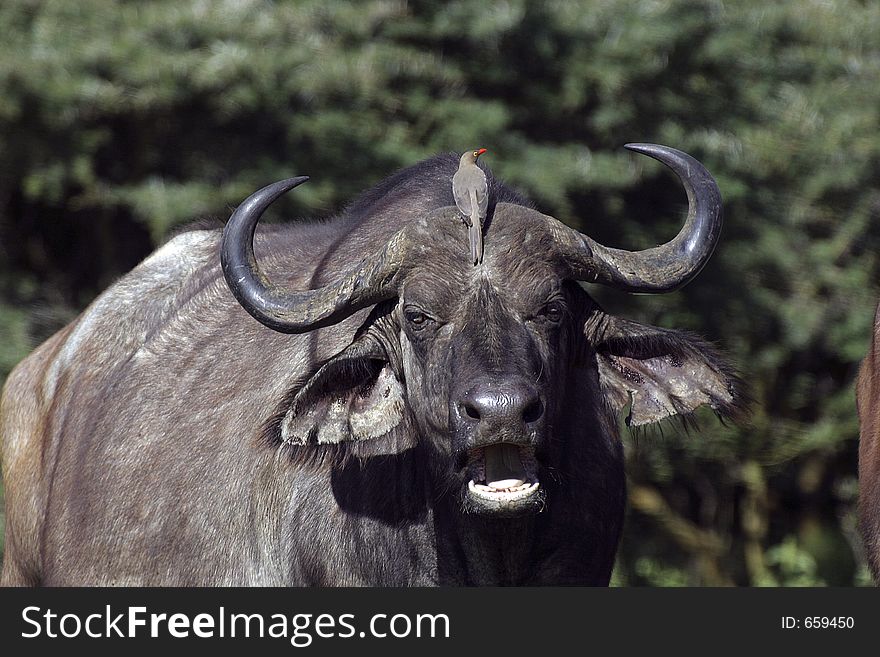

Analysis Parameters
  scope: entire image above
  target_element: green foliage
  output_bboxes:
[762,537,824,587]
[0,304,29,379]
[1,0,878,584]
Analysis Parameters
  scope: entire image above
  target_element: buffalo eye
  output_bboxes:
[534,300,565,324]
[404,307,434,331]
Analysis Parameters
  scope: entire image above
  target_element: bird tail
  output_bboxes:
[469,210,483,265]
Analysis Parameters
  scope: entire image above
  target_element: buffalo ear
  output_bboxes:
[588,313,744,427]
[273,334,411,453]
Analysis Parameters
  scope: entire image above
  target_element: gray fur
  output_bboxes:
[0,154,744,586]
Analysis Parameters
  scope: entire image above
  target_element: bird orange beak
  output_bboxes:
[477,148,487,156]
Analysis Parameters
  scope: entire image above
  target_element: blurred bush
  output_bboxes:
[1,0,878,584]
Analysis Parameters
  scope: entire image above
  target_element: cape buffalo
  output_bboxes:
[1,144,744,586]
[857,302,880,581]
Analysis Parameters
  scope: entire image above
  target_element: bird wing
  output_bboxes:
[474,173,488,218]
[453,165,488,219]
[452,169,474,217]
[468,188,481,223]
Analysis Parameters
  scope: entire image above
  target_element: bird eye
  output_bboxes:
[473,151,479,157]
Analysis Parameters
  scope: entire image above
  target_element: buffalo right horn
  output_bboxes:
[221,177,410,333]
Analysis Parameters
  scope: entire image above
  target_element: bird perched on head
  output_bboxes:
[452,148,489,265]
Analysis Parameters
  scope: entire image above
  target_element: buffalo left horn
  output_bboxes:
[550,143,723,293]
[221,177,410,333]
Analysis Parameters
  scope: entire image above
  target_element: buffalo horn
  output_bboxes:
[221,177,409,333]
[552,143,723,293]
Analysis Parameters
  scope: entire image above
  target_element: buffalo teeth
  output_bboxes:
[468,480,540,500]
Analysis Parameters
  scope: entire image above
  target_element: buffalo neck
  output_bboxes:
[432,502,538,585]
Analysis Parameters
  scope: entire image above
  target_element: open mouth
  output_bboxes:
[465,443,542,514]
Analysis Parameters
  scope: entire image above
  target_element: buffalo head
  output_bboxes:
[221,144,742,518]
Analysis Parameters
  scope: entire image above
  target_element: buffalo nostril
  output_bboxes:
[463,403,481,421]
[522,399,544,424]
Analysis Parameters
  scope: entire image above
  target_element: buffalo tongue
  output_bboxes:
[484,444,527,490]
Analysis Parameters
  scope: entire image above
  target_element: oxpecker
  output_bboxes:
[452,148,488,265]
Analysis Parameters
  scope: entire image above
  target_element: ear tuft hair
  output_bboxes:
[590,313,749,430]
[261,348,415,468]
